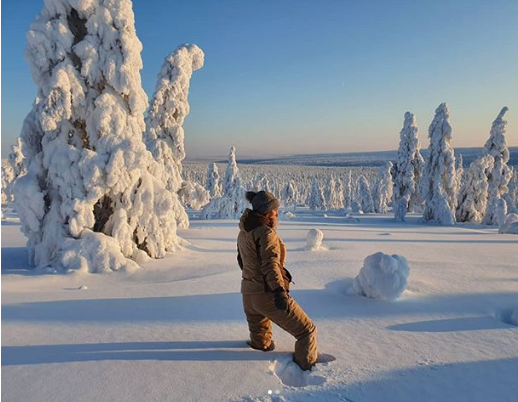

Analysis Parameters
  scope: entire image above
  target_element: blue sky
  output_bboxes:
[2,0,517,158]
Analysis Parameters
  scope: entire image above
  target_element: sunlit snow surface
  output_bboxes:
[2,207,518,402]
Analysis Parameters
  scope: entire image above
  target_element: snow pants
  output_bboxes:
[242,292,318,370]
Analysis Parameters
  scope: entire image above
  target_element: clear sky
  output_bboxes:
[2,0,517,159]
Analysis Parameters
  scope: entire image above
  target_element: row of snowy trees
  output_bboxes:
[393,104,516,227]
[4,0,207,272]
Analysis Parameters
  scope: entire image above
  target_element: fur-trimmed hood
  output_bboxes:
[239,208,273,232]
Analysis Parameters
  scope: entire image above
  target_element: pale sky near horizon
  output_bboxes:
[2,0,517,159]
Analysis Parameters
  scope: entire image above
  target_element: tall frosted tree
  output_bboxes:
[224,146,239,194]
[2,139,25,203]
[373,162,393,214]
[200,147,248,219]
[206,162,222,199]
[145,43,204,229]
[343,170,352,209]
[283,179,297,209]
[393,112,425,221]
[358,175,375,213]
[13,0,181,272]
[482,107,512,225]
[421,103,458,226]
[308,178,326,211]
[505,167,518,214]
[325,175,343,210]
[456,156,493,223]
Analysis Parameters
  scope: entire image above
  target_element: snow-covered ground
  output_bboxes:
[2,209,518,402]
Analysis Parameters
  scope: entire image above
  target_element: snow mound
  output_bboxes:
[306,229,324,251]
[280,211,296,220]
[352,252,410,301]
[499,213,518,234]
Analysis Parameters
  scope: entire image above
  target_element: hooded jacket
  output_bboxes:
[237,209,292,294]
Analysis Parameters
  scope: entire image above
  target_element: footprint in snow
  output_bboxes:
[269,355,327,388]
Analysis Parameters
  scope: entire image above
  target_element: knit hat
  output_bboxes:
[245,191,280,215]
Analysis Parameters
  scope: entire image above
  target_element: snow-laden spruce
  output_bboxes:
[200,147,249,219]
[373,162,393,214]
[482,107,512,225]
[308,178,326,211]
[358,175,374,213]
[145,43,204,229]
[421,103,459,225]
[206,162,223,199]
[306,229,325,251]
[505,167,518,213]
[2,139,25,204]
[324,175,343,210]
[13,0,183,272]
[343,170,352,210]
[224,146,239,194]
[282,179,297,210]
[394,112,425,221]
[351,252,410,301]
[456,156,493,223]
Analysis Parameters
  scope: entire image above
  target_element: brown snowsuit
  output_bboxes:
[237,209,318,370]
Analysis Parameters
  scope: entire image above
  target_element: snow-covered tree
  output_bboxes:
[421,103,458,225]
[2,139,26,204]
[343,170,352,209]
[456,156,493,223]
[324,175,343,210]
[282,179,297,210]
[505,167,518,214]
[13,0,182,272]
[224,146,239,194]
[308,178,326,211]
[206,162,222,199]
[456,154,464,188]
[178,180,210,210]
[200,147,249,219]
[393,112,425,221]
[335,178,345,211]
[358,175,374,213]
[253,173,271,193]
[482,107,512,225]
[373,162,393,214]
[145,44,204,229]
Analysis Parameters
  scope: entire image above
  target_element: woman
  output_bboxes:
[237,191,318,370]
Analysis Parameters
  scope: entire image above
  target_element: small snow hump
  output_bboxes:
[306,229,324,251]
[352,252,410,301]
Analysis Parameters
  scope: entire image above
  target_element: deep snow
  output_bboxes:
[2,209,518,402]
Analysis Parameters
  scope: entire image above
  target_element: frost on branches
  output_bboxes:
[421,103,458,226]
[13,0,183,272]
[200,147,249,219]
[145,43,204,229]
[456,156,493,223]
[393,112,424,221]
[482,107,512,225]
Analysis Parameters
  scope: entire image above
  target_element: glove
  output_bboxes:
[273,288,290,313]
